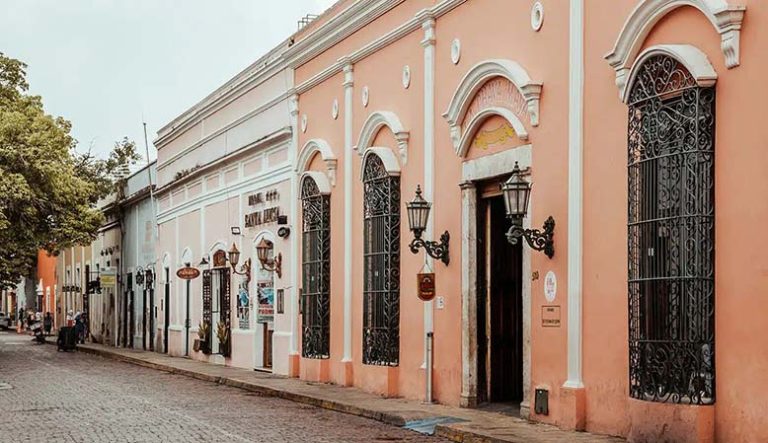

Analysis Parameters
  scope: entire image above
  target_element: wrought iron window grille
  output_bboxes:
[626,54,716,405]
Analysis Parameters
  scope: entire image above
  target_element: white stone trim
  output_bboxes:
[299,171,332,196]
[296,138,338,186]
[360,147,402,179]
[605,0,744,96]
[461,145,532,182]
[564,0,584,390]
[456,107,529,158]
[294,0,467,95]
[342,63,354,363]
[622,44,718,103]
[354,111,410,165]
[421,16,436,371]
[459,147,533,412]
[443,59,542,155]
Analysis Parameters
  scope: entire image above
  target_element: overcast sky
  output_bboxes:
[0,0,336,162]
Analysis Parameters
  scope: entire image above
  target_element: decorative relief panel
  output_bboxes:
[461,78,528,137]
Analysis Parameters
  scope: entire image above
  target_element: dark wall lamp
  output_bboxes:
[501,162,555,259]
[228,243,252,282]
[406,185,450,265]
[255,238,282,278]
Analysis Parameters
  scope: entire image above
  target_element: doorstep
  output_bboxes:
[73,342,623,443]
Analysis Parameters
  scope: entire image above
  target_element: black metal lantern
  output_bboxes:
[501,162,532,220]
[501,162,555,259]
[145,268,154,287]
[255,238,282,278]
[406,185,450,265]
[135,266,145,286]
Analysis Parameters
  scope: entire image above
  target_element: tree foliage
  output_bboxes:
[0,53,140,289]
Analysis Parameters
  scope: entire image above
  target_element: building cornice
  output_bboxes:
[296,0,466,94]
[155,126,292,197]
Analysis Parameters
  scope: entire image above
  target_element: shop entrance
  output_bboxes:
[476,190,524,406]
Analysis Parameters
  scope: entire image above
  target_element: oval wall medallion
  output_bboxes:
[402,65,411,89]
[332,99,339,120]
[531,2,544,32]
[301,114,308,133]
[451,38,461,65]
[362,86,370,107]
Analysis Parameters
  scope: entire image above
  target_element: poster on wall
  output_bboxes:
[257,284,274,324]
[237,278,250,329]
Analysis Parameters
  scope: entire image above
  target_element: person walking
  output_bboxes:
[43,312,53,336]
[74,314,85,344]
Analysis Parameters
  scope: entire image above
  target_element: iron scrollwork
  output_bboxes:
[362,153,400,366]
[301,176,331,359]
[627,54,715,405]
[409,231,450,265]
[506,216,555,259]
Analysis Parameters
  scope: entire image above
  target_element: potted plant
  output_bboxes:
[195,321,210,354]
[216,321,230,357]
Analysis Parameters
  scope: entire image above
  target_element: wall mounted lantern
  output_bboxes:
[228,243,252,282]
[501,162,555,259]
[144,268,154,288]
[135,266,145,286]
[199,254,209,268]
[255,238,282,278]
[406,185,450,265]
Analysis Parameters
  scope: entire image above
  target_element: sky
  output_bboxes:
[0,0,337,162]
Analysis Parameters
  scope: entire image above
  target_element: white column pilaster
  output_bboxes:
[565,0,584,389]
[342,62,354,363]
[420,16,436,368]
[288,92,300,357]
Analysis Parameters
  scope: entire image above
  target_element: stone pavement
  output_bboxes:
[0,331,444,443]
[65,338,624,443]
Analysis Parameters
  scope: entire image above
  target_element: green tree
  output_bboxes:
[0,53,140,289]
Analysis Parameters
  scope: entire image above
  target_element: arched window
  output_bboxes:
[362,153,400,366]
[301,176,331,359]
[627,54,715,404]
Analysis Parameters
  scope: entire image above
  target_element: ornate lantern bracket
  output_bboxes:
[406,185,450,265]
[501,162,555,259]
[506,216,555,259]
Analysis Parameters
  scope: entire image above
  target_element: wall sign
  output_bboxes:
[542,305,561,328]
[176,266,200,280]
[417,273,436,302]
[544,270,557,303]
[245,189,282,228]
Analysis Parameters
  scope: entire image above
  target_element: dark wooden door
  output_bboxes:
[477,193,524,405]
[163,269,170,354]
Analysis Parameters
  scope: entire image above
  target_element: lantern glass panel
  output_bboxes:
[256,238,272,263]
[228,243,240,267]
[502,165,532,218]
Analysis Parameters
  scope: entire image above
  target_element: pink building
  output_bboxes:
[156,0,768,441]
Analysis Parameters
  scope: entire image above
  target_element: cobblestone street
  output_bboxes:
[0,332,447,443]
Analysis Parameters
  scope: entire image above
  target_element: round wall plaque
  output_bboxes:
[531,2,544,32]
[332,99,339,120]
[544,270,557,303]
[362,86,370,107]
[402,65,411,89]
[451,38,461,64]
[301,114,308,133]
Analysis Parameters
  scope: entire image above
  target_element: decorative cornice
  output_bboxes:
[155,126,292,196]
[295,0,467,94]
[605,0,745,98]
[296,138,338,186]
[353,111,409,165]
[442,59,542,155]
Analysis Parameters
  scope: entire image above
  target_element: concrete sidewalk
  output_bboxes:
[71,342,623,443]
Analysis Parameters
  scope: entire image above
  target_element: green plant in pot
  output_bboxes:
[216,321,230,357]
[195,321,210,354]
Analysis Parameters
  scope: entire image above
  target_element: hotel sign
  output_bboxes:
[542,305,561,328]
[417,273,436,302]
[244,189,281,228]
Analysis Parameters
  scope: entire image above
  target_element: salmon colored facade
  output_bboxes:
[37,250,56,322]
[147,0,767,441]
[287,0,763,442]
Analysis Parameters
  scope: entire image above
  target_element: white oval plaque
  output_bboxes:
[544,270,557,303]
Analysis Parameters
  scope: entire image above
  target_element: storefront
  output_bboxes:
[153,42,299,374]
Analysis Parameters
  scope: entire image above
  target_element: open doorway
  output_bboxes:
[476,189,524,411]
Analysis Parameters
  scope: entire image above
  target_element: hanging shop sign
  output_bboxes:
[176,266,200,280]
[100,270,117,287]
[417,273,436,302]
[244,189,282,228]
